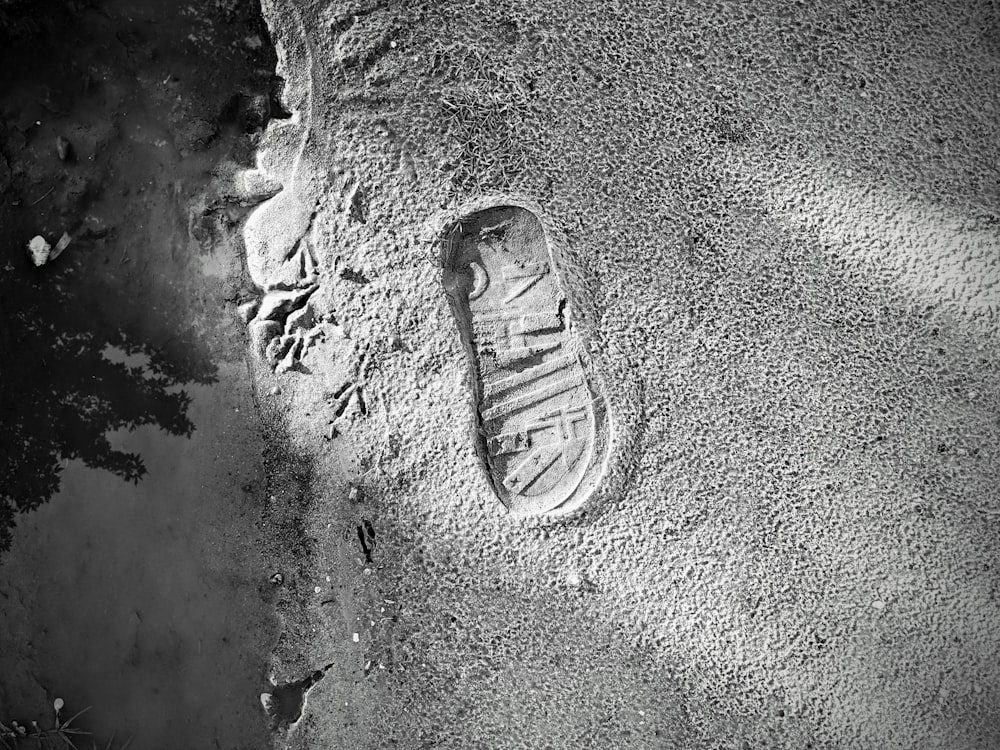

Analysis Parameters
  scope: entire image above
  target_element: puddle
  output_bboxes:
[0,0,282,747]
[0,372,273,748]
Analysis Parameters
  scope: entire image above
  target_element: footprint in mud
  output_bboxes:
[441,202,610,516]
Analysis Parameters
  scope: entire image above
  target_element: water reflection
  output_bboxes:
[0,233,217,552]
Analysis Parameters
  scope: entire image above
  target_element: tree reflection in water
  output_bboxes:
[0,230,217,552]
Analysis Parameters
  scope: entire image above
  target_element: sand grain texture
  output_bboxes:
[244,0,1000,747]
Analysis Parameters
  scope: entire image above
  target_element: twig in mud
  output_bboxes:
[31,186,55,205]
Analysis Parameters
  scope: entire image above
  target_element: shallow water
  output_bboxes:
[0,0,280,746]
[0,370,274,748]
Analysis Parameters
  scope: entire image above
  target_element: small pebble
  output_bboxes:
[566,571,583,587]
[352,632,360,643]
[270,386,281,396]
[871,600,886,610]
[28,235,51,267]
[56,135,72,161]
[314,586,322,594]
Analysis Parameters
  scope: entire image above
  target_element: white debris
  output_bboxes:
[29,233,71,267]
[28,235,52,266]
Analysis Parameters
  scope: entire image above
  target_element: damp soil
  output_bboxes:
[0,0,285,747]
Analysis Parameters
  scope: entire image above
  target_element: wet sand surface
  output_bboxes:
[242,0,1000,747]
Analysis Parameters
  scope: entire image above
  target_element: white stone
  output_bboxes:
[28,235,51,266]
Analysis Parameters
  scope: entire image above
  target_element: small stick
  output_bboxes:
[31,186,54,205]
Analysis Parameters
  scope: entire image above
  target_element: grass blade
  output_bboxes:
[59,707,91,731]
